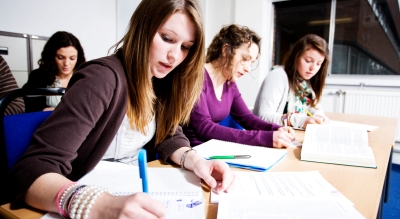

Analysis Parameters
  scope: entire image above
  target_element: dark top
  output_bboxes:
[183,69,281,147]
[22,68,52,112]
[8,53,190,205]
[0,56,25,115]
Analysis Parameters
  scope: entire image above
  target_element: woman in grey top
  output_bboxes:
[254,34,330,129]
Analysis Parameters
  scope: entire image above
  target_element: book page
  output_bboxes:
[301,124,376,167]
[41,161,205,219]
[217,196,365,219]
[211,171,352,206]
[195,139,288,171]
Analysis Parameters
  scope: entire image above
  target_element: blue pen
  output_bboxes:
[138,149,148,193]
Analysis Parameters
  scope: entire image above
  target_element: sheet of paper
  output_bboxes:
[211,170,352,206]
[217,196,365,219]
[41,161,205,219]
[330,120,378,132]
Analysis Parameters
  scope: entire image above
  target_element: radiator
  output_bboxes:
[343,90,400,142]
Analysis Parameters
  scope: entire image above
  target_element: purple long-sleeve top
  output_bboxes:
[183,69,281,147]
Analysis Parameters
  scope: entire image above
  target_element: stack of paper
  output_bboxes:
[216,171,365,219]
[211,171,351,204]
[195,139,288,171]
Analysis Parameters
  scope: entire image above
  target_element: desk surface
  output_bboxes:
[1,112,397,219]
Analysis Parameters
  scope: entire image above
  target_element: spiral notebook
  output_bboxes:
[195,139,288,171]
[41,161,205,219]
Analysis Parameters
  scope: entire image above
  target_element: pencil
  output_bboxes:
[305,109,313,117]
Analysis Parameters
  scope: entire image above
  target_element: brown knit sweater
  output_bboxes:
[8,53,190,205]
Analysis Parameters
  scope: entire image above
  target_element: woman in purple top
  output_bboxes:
[184,24,295,148]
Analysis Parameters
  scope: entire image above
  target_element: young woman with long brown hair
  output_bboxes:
[8,0,236,218]
[254,34,330,129]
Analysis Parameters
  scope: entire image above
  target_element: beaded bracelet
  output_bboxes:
[59,183,80,217]
[180,148,196,170]
[56,182,77,217]
[75,186,100,219]
[82,188,108,219]
[65,185,87,216]
[69,186,93,219]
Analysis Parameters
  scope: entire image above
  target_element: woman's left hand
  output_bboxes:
[192,158,236,194]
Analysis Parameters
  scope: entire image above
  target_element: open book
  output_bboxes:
[41,161,205,219]
[301,124,377,168]
[195,139,287,171]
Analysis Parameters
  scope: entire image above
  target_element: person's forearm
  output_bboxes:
[169,147,203,171]
[25,173,71,212]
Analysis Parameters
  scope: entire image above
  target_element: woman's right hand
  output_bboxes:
[91,192,166,219]
[272,129,294,148]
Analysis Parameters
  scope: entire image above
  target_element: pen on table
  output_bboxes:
[209,155,251,159]
[138,149,148,193]
[305,109,313,117]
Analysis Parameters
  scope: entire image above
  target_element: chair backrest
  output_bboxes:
[0,88,65,204]
[219,114,244,130]
[4,111,53,170]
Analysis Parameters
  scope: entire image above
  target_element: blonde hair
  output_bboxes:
[111,0,205,144]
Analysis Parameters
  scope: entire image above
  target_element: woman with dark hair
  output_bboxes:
[183,24,295,148]
[8,0,235,218]
[23,31,86,112]
[254,34,330,129]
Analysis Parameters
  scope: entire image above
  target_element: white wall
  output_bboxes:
[199,0,274,108]
[0,0,117,62]
[117,0,142,41]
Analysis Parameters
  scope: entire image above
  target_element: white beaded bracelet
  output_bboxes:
[82,188,108,219]
[75,186,99,219]
[70,186,93,219]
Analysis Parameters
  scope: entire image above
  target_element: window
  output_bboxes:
[274,0,400,75]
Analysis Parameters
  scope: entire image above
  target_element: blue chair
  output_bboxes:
[0,87,65,204]
[219,114,244,130]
